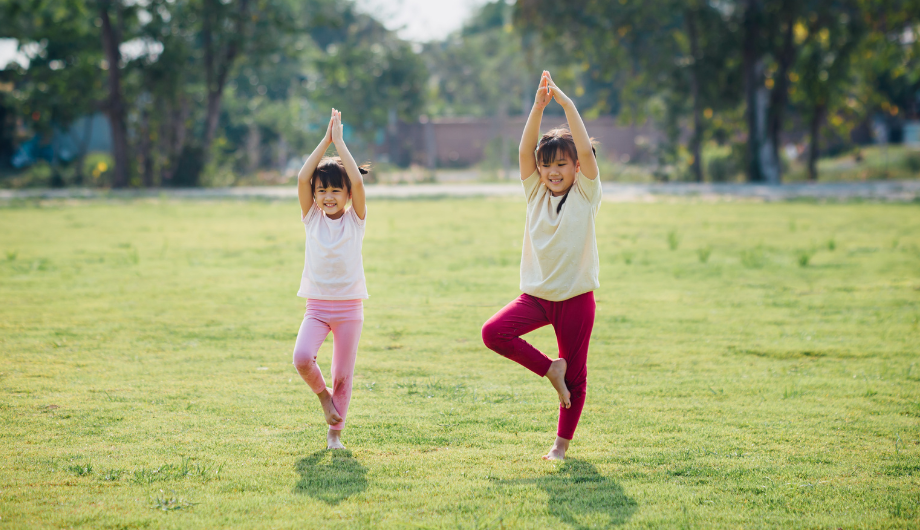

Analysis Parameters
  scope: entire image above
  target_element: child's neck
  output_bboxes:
[550,186,572,197]
[326,208,346,220]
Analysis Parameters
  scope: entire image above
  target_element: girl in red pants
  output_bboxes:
[482,71,600,461]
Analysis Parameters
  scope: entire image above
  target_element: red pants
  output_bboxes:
[481,291,595,440]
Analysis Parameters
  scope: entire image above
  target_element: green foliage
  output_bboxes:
[423,1,528,119]
[706,143,745,183]
[1,0,428,186]
[905,151,920,173]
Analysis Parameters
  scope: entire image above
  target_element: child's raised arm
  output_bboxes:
[519,71,554,180]
[545,72,599,180]
[297,111,335,217]
[330,110,366,220]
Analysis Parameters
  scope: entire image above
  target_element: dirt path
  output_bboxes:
[2,180,919,202]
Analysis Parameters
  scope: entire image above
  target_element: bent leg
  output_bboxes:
[328,319,363,431]
[292,315,331,394]
[481,294,554,376]
[551,292,595,440]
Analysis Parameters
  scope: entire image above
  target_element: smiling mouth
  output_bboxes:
[323,201,337,208]
[549,177,563,184]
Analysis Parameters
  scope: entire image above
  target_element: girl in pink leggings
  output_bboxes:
[292,109,369,450]
[482,71,601,461]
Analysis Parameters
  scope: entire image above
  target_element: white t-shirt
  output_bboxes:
[520,172,602,301]
[297,204,369,300]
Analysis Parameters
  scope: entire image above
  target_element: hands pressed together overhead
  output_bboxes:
[324,108,344,145]
[534,70,572,110]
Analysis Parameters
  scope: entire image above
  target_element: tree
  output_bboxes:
[789,1,866,180]
[517,0,739,181]
[0,0,108,183]
[306,3,427,160]
[98,0,131,187]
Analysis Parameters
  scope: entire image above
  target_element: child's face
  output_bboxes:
[314,184,350,219]
[538,153,581,197]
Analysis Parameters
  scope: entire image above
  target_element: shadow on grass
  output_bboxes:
[294,450,367,505]
[493,459,637,528]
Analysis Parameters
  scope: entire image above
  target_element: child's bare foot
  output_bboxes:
[327,428,346,450]
[542,436,570,460]
[545,358,571,408]
[317,388,343,426]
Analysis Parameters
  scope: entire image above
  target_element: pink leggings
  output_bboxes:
[292,299,364,430]
[481,291,595,440]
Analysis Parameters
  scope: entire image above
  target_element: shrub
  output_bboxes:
[904,151,920,173]
[707,145,743,183]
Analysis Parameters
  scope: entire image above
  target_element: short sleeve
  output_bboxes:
[348,204,366,226]
[302,203,320,225]
[522,172,541,203]
[575,173,602,207]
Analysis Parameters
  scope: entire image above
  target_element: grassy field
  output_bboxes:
[1,197,919,529]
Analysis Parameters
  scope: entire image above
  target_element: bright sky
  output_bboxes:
[354,0,494,42]
[0,39,21,70]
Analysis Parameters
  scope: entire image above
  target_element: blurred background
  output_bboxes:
[0,0,918,189]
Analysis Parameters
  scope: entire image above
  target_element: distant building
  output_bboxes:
[375,116,661,168]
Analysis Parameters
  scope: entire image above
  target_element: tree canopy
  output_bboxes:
[1,0,917,186]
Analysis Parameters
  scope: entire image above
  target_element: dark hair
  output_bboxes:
[311,156,370,196]
[535,126,597,166]
[535,127,597,213]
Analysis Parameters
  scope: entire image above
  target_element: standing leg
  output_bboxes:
[551,291,596,443]
[328,318,363,432]
[481,294,554,376]
[292,314,342,427]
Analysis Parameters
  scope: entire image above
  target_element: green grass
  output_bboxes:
[1,198,919,529]
[784,145,920,183]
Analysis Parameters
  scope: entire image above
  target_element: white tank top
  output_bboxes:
[297,204,369,300]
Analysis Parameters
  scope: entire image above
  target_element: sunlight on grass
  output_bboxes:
[1,198,918,528]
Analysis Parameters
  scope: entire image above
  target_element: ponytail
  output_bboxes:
[556,189,570,214]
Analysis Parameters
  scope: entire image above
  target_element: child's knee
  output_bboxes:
[293,351,318,371]
[481,321,505,350]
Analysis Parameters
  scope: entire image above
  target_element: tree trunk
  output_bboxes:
[766,2,798,184]
[202,0,249,160]
[686,4,703,183]
[139,104,153,187]
[161,95,190,184]
[742,0,780,185]
[246,121,260,174]
[742,0,764,182]
[276,136,288,172]
[754,67,780,183]
[72,114,94,185]
[807,103,825,181]
[99,1,129,188]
